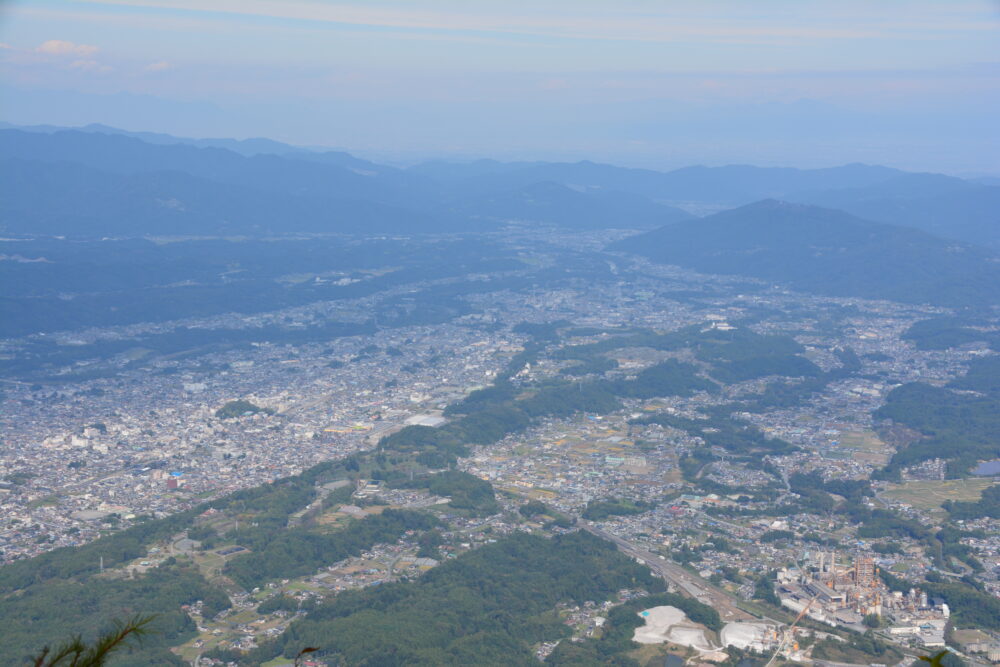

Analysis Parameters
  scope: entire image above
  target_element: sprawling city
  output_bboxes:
[2,2,999,666]
[2,223,999,666]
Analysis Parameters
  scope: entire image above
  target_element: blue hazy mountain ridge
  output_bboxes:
[406,158,1000,245]
[448,181,693,229]
[287,148,414,176]
[0,129,685,236]
[0,157,460,237]
[0,129,436,209]
[0,128,471,236]
[0,121,310,157]
[2,126,995,242]
[787,173,1000,248]
[611,200,1000,307]
[410,158,903,204]
[0,121,408,174]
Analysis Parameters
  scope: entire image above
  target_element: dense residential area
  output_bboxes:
[2,219,999,665]
[4,1,1000,664]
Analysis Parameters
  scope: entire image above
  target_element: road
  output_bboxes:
[690,508,745,534]
[581,521,755,623]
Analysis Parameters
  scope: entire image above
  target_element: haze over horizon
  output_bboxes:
[5,3,1000,665]
[2,0,999,173]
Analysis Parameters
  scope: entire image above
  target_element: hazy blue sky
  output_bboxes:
[1,1,998,172]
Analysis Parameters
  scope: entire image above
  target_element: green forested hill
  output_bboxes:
[876,354,1000,476]
[3,562,227,666]
[611,200,1000,307]
[218,531,666,666]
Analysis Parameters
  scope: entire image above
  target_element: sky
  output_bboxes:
[1,0,999,172]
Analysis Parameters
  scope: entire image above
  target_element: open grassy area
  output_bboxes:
[838,430,893,464]
[627,642,674,665]
[122,347,152,361]
[285,580,322,592]
[261,657,294,667]
[838,430,886,451]
[27,495,61,508]
[191,544,249,575]
[882,478,993,511]
[315,508,350,529]
[192,550,226,577]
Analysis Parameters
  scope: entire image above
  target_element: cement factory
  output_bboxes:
[776,551,951,648]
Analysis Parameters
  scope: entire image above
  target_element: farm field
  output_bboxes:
[882,478,993,511]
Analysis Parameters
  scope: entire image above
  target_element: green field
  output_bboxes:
[882,478,993,511]
[837,430,893,464]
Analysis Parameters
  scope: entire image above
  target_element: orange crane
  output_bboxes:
[764,596,816,667]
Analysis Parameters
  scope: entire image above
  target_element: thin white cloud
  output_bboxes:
[145,60,172,71]
[36,40,100,56]
[75,0,1000,44]
[69,59,112,72]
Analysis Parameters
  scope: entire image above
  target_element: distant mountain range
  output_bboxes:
[412,159,903,205]
[611,200,1000,307]
[0,127,690,236]
[0,121,310,157]
[1,157,453,236]
[448,181,693,229]
[3,123,997,239]
[1,124,998,302]
[414,159,999,246]
[787,173,1000,248]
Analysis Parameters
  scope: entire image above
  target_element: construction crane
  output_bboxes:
[764,596,816,667]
